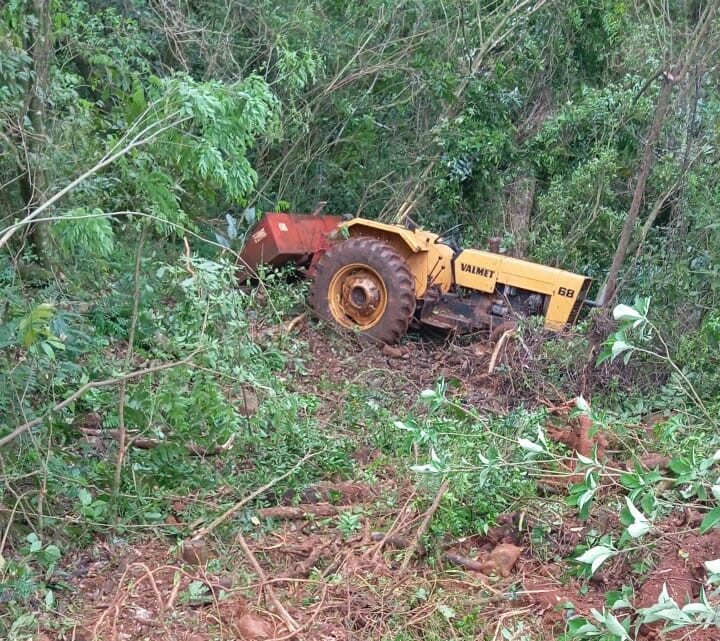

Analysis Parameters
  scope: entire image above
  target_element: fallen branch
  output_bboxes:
[256,504,350,520]
[236,531,299,632]
[488,329,514,374]
[284,312,306,333]
[0,350,202,448]
[444,553,491,574]
[400,479,449,571]
[370,532,419,552]
[191,449,324,540]
[80,428,235,456]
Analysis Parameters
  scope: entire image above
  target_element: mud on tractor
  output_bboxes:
[239,212,593,344]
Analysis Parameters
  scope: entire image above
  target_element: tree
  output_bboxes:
[597,0,720,307]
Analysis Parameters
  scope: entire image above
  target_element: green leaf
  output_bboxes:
[627,520,651,538]
[704,558,720,574]
[700,507,720,534]
[613,304,643,322]
[27,532,43,552]
[604,612,630,639]
[78,488,93,507]
[410,463,440,474]
[518,438,544,453]
[576,545,617,574]
[575,396,590,413]
[437,603,456,619]
[611,340,632,359]
[625,496,650,539]
[43,544,61,565]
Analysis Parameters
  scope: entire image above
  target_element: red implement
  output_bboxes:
[239,212,342,276]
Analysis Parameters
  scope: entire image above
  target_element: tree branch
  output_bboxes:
[0,350,202,448]
[111,225,147,519]
[0,112,189,252]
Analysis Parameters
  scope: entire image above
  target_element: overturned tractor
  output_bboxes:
[239,212,593,344]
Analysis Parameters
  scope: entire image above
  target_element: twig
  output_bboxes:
[93,562,170,639]
[256,504,350,520]
[236,531,299,632]
[183,236,196,275]
[366,486,417,559]
[269,584,328,641]
[191,449,324,540]
[400,479,449,571]
[112,226,146,521]
[284,312,306,333]
[0,350,202,448]
[488,329,514,374]
[0,490,32,559]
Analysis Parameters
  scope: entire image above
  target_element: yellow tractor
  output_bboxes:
[239,212,593,344]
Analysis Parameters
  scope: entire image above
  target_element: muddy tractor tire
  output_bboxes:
[309,237,416,344]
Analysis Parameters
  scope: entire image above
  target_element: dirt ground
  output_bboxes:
[40,325,720,640]
[48,498,720,641]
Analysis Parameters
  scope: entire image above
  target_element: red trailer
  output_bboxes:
[238,212,342,278]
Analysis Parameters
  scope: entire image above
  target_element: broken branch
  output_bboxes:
[191,449,324,540]
[0,349,202,449]
[400,479,449,571]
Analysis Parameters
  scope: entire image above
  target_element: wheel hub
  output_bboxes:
[327,265,388,329]
[341,275,382,324]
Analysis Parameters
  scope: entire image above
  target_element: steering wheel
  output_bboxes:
[435,223,464,253]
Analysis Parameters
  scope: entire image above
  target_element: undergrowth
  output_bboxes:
[2,235,720,640]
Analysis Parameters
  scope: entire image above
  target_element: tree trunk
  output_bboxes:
[596,76,675,307]
[596,0,719,307]
[22,0,53,269]
[504,175,536,257]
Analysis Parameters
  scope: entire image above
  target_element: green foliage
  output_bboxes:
[54,208,115,258]
[0,531,62,638]
[600,300,714,420]
[395,382,541,536]
[17,303,66,359]
[2,0,720,637]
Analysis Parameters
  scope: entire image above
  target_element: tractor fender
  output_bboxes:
[339,218,453,298]
[342,218,432,255]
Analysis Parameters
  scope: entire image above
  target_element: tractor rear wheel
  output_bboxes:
[309,237,416,344]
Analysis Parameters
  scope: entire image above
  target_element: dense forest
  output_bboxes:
[1,1,720,639]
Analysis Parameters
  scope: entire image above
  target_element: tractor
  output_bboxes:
[239,211,593,344]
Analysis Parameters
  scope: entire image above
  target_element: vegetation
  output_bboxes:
[2,1,720,640]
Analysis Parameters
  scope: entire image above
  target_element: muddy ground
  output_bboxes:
[39,324,720,640]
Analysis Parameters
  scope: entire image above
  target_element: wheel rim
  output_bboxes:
[327,264,388,329]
